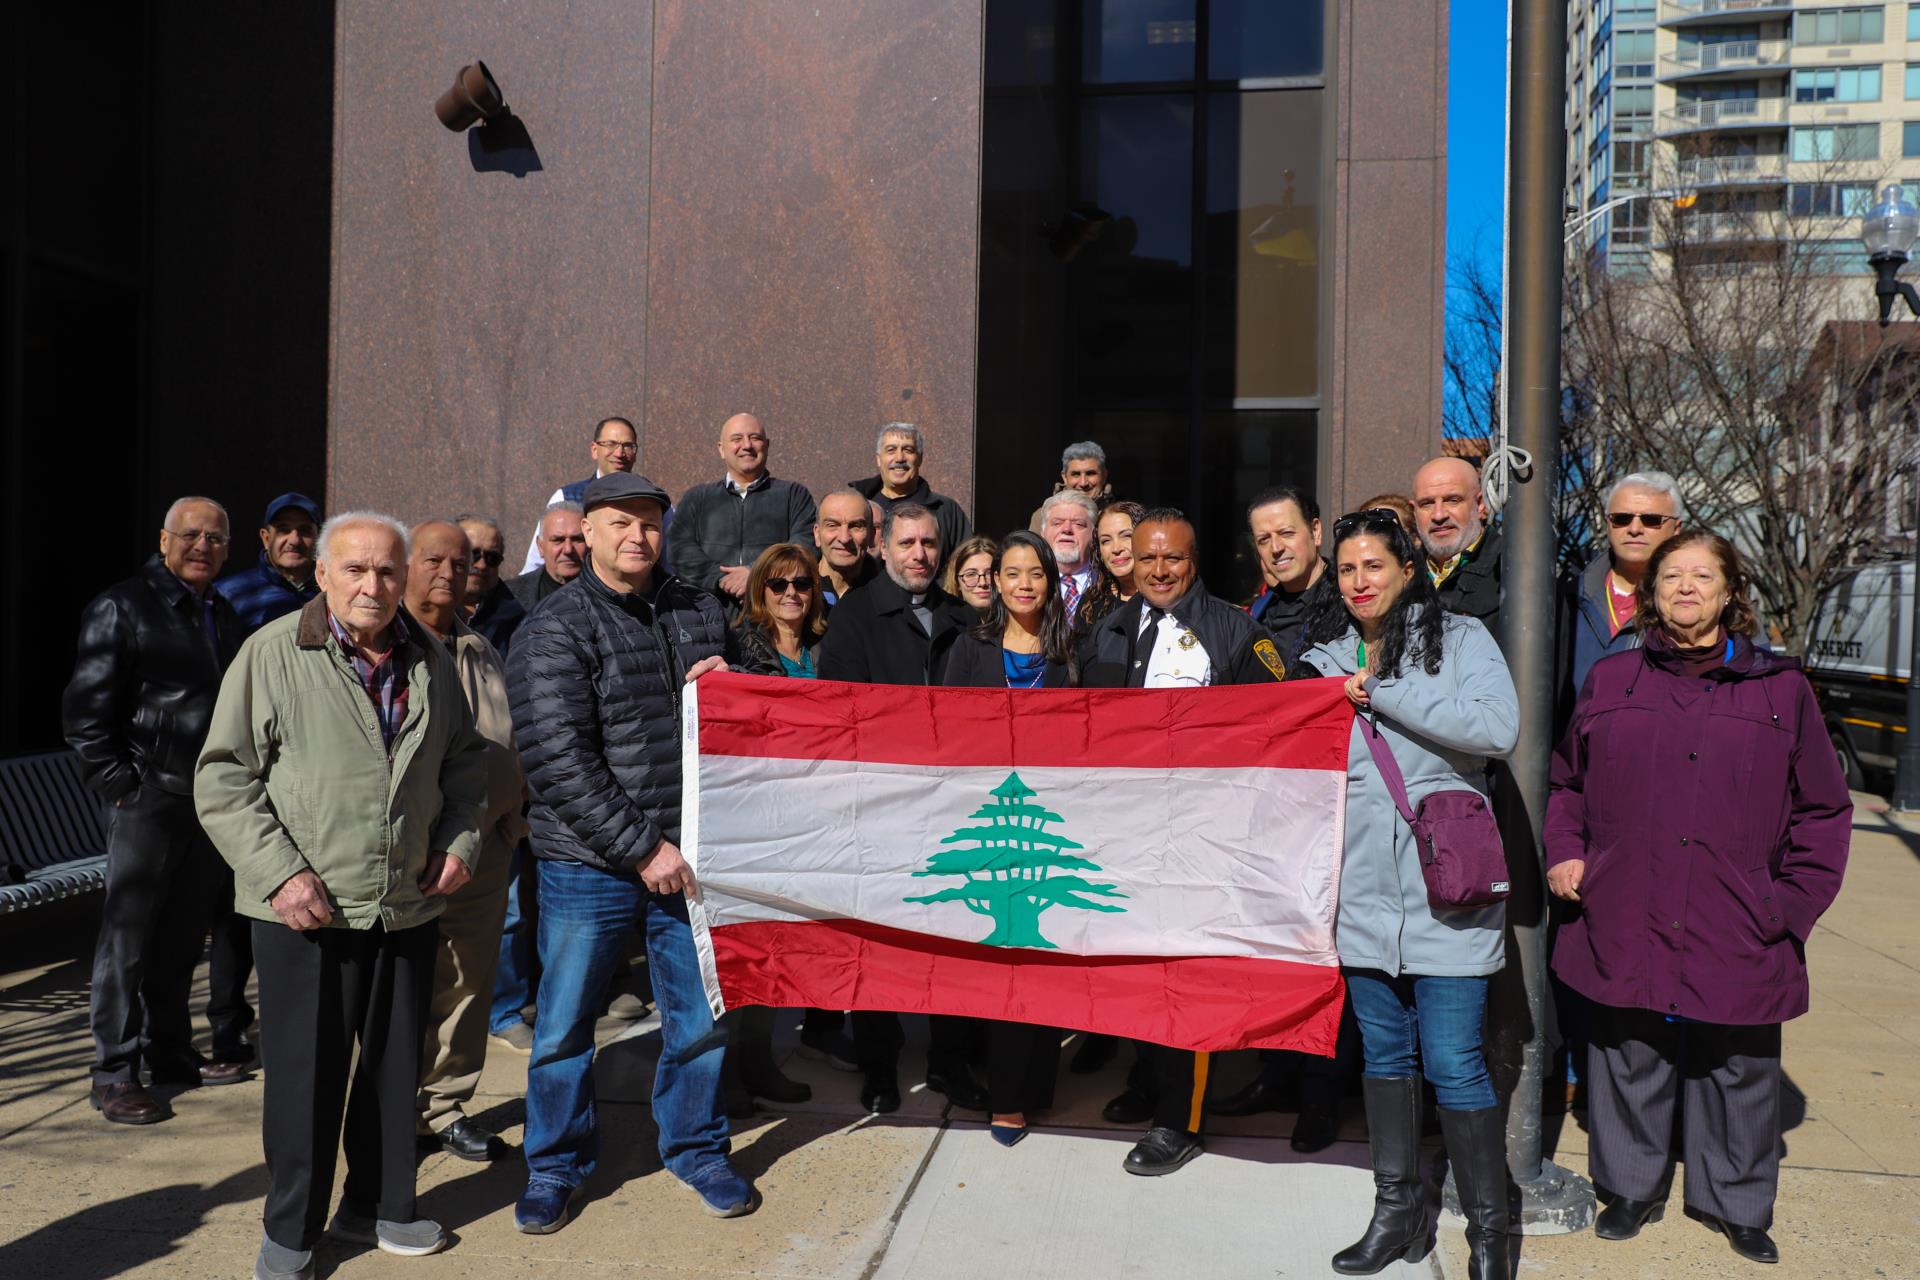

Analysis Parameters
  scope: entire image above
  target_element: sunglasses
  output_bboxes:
[1331,507,1404,537]
[764,576,815,595]
[1607,512,1674,529]
[472,549,506,567]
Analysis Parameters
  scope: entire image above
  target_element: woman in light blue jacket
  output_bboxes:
[1294,508,1519,1280]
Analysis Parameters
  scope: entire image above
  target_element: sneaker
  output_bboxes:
[515,1180,578,1234]
[606,992,651,1021]
[254,1234,313,1280]
[686,1165,761,1218]
[327,1201,447,1256]
[490,1020,535,1054]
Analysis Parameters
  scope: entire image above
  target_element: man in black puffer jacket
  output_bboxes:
[64,497,252,1126]
[505,473,759,1232]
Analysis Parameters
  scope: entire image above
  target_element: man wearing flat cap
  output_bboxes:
[505,472,759,1232]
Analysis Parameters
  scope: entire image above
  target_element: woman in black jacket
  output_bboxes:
[1072,500,1144,634]
[943,532,1077,1145]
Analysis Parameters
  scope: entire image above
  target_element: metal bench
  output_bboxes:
[0,751,111,914]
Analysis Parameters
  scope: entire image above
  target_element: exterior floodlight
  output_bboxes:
[435,61,506,131]
[1863,184,1920,326]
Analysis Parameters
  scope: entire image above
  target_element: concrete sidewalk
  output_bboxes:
[0,797,1914,1278]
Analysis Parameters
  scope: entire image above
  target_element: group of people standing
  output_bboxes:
[59,418,1851,1280]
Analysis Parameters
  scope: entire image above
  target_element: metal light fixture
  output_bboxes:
[1863,183,1920,327]
[435,61,506,131]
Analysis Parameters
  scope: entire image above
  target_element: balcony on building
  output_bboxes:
[1659,37,1791,82]
[1658,0,1799,29]
[1658,95,1790,134]
[1677,151,1789,187]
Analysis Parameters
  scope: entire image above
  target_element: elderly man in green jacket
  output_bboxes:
[196,511,488,1280]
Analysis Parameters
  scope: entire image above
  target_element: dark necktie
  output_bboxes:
[1129,607,1165,688]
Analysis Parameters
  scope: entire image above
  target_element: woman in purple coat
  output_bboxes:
[1546,530,1851,1267]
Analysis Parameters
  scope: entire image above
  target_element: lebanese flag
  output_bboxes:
[681,673,1353,1054]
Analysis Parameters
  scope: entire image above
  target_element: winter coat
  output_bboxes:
[730,618,807,678]
[1544,630,1852,1025]
[1554,552,1643,731]
[215,552,320,634]
[65,556,248,802]
[506,566,569,615]
[1433,525,1504,630]
[1249,566,1337,675]
[815,570,976,687]
[943,630,1075,689]
[1078,585,1287,689]
[1297,611,1519,976]
[506,563,737,875]
[466,580,528,657]
[850,475,972,566]
[194,597,490,930]
[667,474,819,599]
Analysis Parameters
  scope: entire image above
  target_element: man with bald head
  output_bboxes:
[1412,456,1504,624]
[668,412,819,605]
[65,497,251,1127]
[197,512,489,1275]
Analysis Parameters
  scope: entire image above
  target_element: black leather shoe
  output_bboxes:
[1068,1034,1117,1075]
[1122,1126,1202,1176]
[1697,1212,1778,1264]
[1594,1196,1665,1241]
[924,1062,989,1112]
[91,1082,170,1125]
[861,1080,901,1115]
[436,1117,503,1162]
[1102,1088,1156,1126]
[1290,1103,1339,1153]
[1210,1074,1293,1117]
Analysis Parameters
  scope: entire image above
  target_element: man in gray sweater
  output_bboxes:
[666,413,818,607]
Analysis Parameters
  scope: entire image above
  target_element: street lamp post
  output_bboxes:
[1862,185,1920,812]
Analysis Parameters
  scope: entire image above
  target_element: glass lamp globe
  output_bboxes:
[1863,183,1920,259]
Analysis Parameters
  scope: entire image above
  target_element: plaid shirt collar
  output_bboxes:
[325,606,413,751]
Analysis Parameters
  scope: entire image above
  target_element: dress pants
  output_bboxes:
[88,787,224,1085]
[987,1021,1061,1114]
[1588,1004,1784,1230]
[206,875,257,1059]
[253,918,439,1251]
[417,839,514,1133]
[1125,1043,1212,1133]
[851,1011,978,1088]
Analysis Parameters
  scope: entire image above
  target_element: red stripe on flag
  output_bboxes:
[709,918,1346,1055]
[695,673,1354,772]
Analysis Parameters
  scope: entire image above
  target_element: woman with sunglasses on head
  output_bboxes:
[717,543,828,1113]
[1290,509,1518,1280]
[944,531,1078,1148]
[1546,531,1849,1267]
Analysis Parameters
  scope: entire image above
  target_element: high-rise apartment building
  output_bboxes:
[1567,0,1920,274]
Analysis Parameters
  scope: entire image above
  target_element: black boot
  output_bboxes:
[1331,1077,1433,1275]
[1440,1106,1511,1280]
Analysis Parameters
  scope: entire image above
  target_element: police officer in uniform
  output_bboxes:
[1078,507,1283,1174]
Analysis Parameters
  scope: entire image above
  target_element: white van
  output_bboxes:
[1805,562,1909,792]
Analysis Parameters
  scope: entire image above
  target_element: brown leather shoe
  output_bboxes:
[198,1060,251,1086]
[90,1082,170,1125]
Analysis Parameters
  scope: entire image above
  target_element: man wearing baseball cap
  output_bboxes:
[216,492,323,633]
[505,472,759,1231]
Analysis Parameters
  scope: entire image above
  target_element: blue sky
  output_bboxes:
[1447,2,1508,301]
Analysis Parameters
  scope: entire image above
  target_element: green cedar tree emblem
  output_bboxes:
[904,772,1127,949]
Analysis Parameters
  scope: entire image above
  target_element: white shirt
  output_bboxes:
[1137,605,1213,688]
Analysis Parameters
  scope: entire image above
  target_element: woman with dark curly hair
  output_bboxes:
[1546,530,1850,1267]
[1294,508,1518,1280]
[1072,500,1144,632]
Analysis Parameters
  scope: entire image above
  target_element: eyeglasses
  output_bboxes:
[764,576,815,595]
[167,529,230,547]
[956,570,992,586]
[472,549,506,567]
[594,439,639,454]
[1607,512,1674,529]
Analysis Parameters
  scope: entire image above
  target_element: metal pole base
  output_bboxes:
[1443,1159,1597,1236]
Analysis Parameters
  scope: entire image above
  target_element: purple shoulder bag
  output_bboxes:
[1358,714,1510,910]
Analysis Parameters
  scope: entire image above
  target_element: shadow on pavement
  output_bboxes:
[0,1166,266,1272]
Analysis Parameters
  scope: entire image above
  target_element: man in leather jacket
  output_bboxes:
[62,496,250,1125]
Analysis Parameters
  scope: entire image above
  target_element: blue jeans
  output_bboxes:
[489,845,537,1036]
[523,859,730,1191]
[1344,968,1497,1111]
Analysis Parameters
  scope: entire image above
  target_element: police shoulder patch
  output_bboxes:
[1253,637,1286,682]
